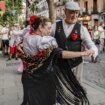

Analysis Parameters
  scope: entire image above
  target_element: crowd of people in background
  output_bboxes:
[0,22,30,61]
[88,22,105,62]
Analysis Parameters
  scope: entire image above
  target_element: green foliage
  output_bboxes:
[29,1,38,15]
[0,0,23,26]
[62,0,69,4]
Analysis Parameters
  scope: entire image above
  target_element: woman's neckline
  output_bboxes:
[31,32,42,36]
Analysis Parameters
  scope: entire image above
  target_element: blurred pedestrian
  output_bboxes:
[0,25,9,55]
[98,22,105,53]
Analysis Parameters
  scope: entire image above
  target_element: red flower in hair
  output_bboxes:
[70,33,78,41]
[30,15,38,25]
[29,15,38,34]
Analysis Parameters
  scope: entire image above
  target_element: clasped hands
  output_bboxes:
[82,49,95,58]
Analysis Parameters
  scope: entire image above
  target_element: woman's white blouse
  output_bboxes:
[23,34,58,56]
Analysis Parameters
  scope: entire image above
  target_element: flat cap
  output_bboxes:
[65,1,80,11]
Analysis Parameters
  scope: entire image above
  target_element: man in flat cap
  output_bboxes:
[51,1,98,83]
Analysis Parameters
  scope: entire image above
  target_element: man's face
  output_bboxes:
[43,22,52,36]
[65,9,79,24]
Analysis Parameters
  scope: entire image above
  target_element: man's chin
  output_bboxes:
[65,19,77,24]
[68,21,76,24]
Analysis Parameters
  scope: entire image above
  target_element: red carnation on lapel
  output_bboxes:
[70,33,78,41]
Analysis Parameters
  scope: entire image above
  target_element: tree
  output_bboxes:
[46,0,69,22]
[0,0,22,26]
[46,0,56,23]
[29,1,38,15]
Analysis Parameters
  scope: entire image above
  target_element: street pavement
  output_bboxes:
[0,51,105,105]
[83,52,105,105]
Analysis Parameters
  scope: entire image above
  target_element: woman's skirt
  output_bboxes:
[21,69,56,105]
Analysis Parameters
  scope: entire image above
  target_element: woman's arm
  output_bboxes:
[62,50,95,59]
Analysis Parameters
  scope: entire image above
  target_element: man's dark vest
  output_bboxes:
[54,21,82,68]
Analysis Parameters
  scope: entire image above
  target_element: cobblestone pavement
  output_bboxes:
[83,52,105,89]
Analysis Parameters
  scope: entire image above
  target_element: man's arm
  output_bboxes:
[62,50,95,59]
[81,25,98,58]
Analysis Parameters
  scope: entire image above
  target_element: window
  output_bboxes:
[93,0,97,12]
[84,1,88,13]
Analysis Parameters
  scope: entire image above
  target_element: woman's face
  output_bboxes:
[42,22,52,36]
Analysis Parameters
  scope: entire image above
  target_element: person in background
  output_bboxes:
[91,26,99,62]
[16,20,30,57]
[7,26,19,60]
[0,25,3,50]
[20,20,30,40]
[0,25,9,55]
[98,22,105,53]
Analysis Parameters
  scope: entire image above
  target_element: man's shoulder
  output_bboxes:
[52,20,63,29]
[55,19,63,23]
[55,20,63,27]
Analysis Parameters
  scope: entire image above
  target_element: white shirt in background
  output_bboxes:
[98,26,105,39]
[1,27,9,40]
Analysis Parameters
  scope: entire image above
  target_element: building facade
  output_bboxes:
[27,0,105,28]
[35,0,72,19]
[36,0,49,17]
[79,0,105,28]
